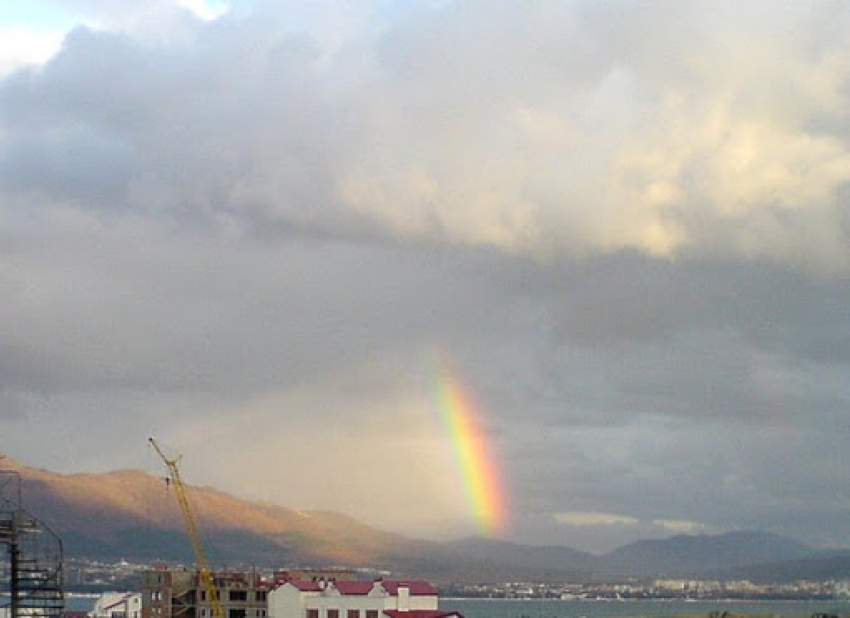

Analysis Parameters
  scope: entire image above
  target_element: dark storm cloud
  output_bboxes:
[557,255,850,372]
[475,254,850,548]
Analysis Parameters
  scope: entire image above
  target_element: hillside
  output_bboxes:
[718,549,850,584]
[1,455,587,582]
[601,531,814,578]
[2,455,842,583]
[1,455,424,570]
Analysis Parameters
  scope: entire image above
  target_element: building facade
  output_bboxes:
[92,592,143,618]
[142,568,270,618]
[268,579,462,618]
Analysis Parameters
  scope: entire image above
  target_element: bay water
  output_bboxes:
[65,594,850,618]
[445,599,850,618]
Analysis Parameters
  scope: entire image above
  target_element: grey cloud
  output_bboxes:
[546,254,850,361]
[3,0,850,550]
[510,416,850,549]
[0,125,134,202]
[4,2,849,267]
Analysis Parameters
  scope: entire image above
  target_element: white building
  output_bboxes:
[268,579,463,618]
[92,592,143,618]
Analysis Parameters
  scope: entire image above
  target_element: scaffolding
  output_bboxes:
[0,471,64,618]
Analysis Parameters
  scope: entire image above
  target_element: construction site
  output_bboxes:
[2,442,462,618]
[0,469,64,618]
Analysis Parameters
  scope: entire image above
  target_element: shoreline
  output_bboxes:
[445,598,849,603]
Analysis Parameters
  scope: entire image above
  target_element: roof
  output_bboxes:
[102,598,132,611]
[383,611,462,618]
[95,592,137,612]
[276,579,438,597]
[284,580,323,592]
[332,581,378,595]
[380,581,439,596]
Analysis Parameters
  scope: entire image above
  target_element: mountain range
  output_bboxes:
[2,454,849,583]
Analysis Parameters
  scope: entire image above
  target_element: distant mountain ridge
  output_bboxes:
[1,455,418,568]
[2,455,846,583]
[600,531,814,579]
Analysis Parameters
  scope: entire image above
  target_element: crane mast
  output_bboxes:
[149,438,225,618]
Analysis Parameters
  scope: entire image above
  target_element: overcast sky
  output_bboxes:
[2,0,850,554]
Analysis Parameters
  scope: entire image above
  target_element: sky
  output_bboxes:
[1,0,850,555]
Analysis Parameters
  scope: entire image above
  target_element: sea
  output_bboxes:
[65,596,850,618]
[445,599,850,618]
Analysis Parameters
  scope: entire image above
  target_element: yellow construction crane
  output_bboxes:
[149,437,225,618]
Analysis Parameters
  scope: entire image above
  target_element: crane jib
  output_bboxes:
[149,437,225,618]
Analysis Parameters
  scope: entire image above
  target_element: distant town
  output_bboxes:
[443,578,850,600]
[66,558,850,601]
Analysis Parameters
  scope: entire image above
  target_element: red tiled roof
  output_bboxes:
[332,581,377,595]
[383,611,462,618]
[276,579,439,597]
[380,581,439,596]
[284,580,323,592]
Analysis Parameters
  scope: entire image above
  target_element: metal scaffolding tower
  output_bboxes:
[1,470,64,618]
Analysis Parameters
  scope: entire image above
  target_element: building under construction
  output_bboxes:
[0,470,64,618]
[141,568,269,618]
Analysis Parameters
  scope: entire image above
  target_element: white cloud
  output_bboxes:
[6,1,850,271]
[176,0,228,22]
[333,2,850,271]
[653,519,706,534]
[0,25,65,76]
[553,511,639,527]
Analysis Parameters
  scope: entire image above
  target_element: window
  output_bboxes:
[229,591,248,602]
[366,611,379,618]
[229,609,246,618]
[327,610,339,618]
[347,611,359,618]
[306,610,319,618]
[255,591,267,602]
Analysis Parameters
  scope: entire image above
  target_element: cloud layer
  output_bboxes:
[2,0,850,552]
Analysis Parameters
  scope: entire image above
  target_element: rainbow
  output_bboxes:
[435,360,508,536]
